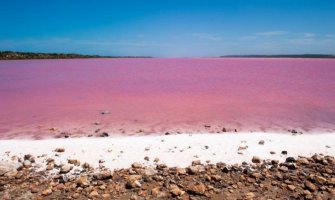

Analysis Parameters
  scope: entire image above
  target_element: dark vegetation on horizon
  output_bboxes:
[0,51,151,60]
[221,54,335,58]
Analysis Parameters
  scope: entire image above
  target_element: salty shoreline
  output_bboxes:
[1,132,334,199]
[1,132,334,170]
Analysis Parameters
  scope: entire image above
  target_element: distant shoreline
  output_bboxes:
[0,51,151,60]
[1,51,335,60]
[221,54,335,59]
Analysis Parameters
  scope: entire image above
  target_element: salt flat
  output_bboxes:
[1,132,334,171]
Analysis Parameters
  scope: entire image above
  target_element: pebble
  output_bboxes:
[305,181,317,192]
[187,182,206,195]
[41,188,52,196]
[252,156,262,163]
[281,150,288,155]
[170,184,185,196]
[54,148,65,153]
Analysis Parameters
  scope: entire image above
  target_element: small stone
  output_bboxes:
[100,132,109,137]
[281,150,288,155]
[176,167,187,175]
[170,184,185,196]
[143,167,157,176]
[100,110,110,115]
[238,146,248,151]
[46,163,54,170]
[305,181,317,192]
[72,193,80,198]
[132,162,142,168]
[286,157,296,163]
[60,165,72,174]
[24,154,35,162]
[126,175,142,188]
[82,162,90,169]
[151,187,167,198]
[89,190,99,197]
[151,187,160,196]
[211,175,222,181]
[94,170,112,180]
[5,170,17,179]
[23,160,32,168]
[156,164,167,169]
[54,148,65,153]
[41,188,52,196]
[188,166,200,174]
[270,151,276,154]
[287,185,296,191]
[315,175,326,184]
[68,159,80,166]
[76,175,89,187]
[154,158,159,163]
[251,173,261,179]
[245,192,255,199]
[279,166,288,172]
[144,156,149,161]
[323,167,333,175]
[31,187,39,193]
[192,160,201,166]
[302,190,311,196]
[258,140,265,145]
[297,158,309,165]
[187,182,206,195]
[130,195,138,200]
[251,156,261,163]
[102,194,111,199]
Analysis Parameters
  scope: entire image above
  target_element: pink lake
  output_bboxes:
[0,58,334,139]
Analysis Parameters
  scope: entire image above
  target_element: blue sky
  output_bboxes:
[0,0,335,57]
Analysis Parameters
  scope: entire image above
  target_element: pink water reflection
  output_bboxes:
[0,58,334,138]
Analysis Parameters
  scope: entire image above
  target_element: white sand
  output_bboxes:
[0,133,334,171]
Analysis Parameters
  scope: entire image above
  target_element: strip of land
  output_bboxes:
[0,51,151,60]
[221,54,335,58]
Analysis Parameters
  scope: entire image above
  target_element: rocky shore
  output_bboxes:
[1,154,334,199]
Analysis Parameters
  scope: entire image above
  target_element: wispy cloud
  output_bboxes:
[240,35,258,40]
[256,30,288,36]
[191,33,222,41]
[288,38,315,45]
[240,30,288,40]
[302,33,315,38]
[325,34,335,38]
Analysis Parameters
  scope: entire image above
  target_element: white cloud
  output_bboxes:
[325,34,335,38]
[256,30,288,36]
[303,33,315,38]
[191,33,222,41]
[288,38,315,45]
[240,35,258,40]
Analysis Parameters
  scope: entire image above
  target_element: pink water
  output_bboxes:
[0,58,334,139]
